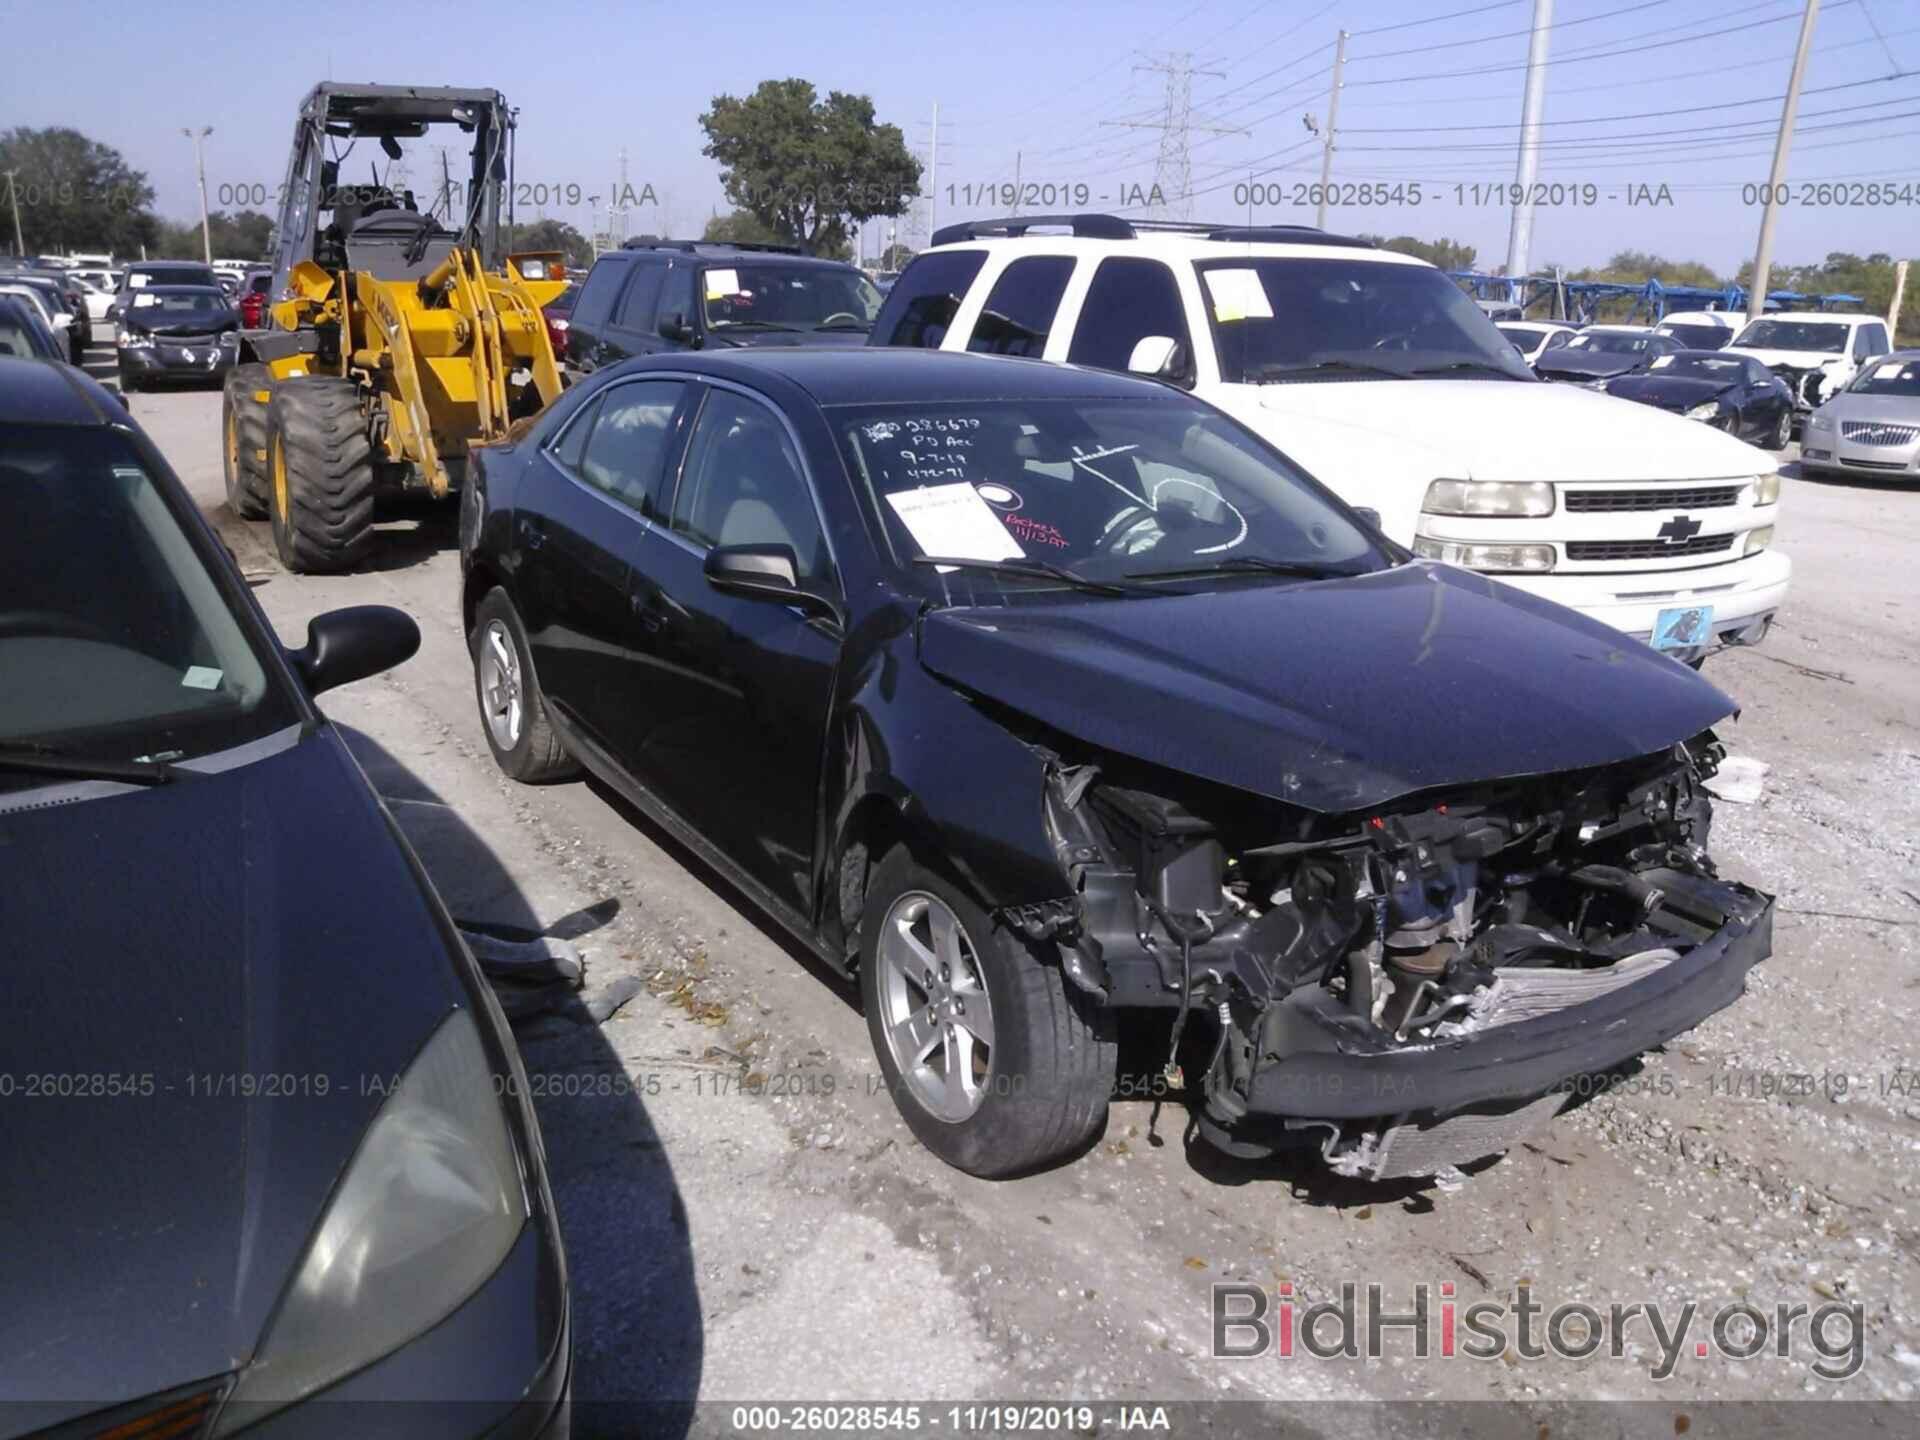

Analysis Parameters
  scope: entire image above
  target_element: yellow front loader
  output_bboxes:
[221,83,568,572]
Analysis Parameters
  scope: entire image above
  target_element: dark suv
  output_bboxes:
[561,241,882,375]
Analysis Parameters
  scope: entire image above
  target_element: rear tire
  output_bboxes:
[1764,406,1792,452]
[221,364,271,519]
[265,377,375,573]
[860,847,1116,1178]
[470,588,579,783]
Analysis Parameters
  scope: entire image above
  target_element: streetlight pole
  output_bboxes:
[2,170,23,257]
[183,126,214,264]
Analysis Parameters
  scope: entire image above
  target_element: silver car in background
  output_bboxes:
[1800,351,1920,482]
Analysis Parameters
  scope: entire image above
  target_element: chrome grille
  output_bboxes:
[1564,485,1743,513]
[1566,534,1736,562]
[1840,420,1918,446]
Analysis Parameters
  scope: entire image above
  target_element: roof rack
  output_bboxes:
[620,238,806,256]
[929,213,1374,249]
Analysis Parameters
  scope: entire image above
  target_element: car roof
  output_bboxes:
[627,346,1187,407]
[124,261,215,272]
[1754,310,1868,323]
[132,285,228,296]
[609,243,858,270]
[919,214,1414,267]
[0,353,127,424]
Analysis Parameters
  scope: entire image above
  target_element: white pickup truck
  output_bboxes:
[871,217,1790,663]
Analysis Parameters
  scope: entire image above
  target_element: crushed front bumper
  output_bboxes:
[1245,877,1772,1123]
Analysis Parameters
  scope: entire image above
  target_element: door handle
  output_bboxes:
[630,593,666,633]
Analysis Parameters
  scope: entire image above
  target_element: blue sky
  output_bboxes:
[5,0,1918,274]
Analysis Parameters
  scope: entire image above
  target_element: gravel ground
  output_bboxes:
[117,358,1920,1433]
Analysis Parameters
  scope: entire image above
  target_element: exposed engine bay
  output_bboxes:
[1010,731,1773,1177]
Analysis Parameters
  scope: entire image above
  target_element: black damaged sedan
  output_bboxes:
[1603,349,1796,450]
[0,359,568,1437]
[461,347,1772,1180]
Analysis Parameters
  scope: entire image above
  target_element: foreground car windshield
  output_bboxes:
[0,425,299,773]
[1734,319,1847,352]
[835,396,1384,593]
[1197,258,1535,383]
[1846,357,1920,395]
[704,264,883,332]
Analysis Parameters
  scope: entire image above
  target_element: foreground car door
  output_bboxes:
[621,383,841,914]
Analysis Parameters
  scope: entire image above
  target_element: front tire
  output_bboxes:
[221,364,271,519]
[265,377,375,573]
[470,588,578,783]
[1765,405,1792,452]
[860,848,1116,1178]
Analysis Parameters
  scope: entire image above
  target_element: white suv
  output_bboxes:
[1726,310,1894,420]
[870,216,1790,662]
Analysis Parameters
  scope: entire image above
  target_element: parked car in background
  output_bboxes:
[1534,326,1680,385]
[0,294,62,362]
[1799,350,1920,482]
[459,344,1772,1179]
[67,271,117,324]
[0,354,570,1438]
[2,269,91,356]
[112,260,223,321]
[1603,350,1795,449]
[0,279,77,363]
[561,240,883,376]
[1727,311,1893,424]
[871,215,1789,664]
[116,285,241,392]
[1655,311,1745,350]
[238,265,273,329]
[542,281,578,362]
[1497,319,1578,365]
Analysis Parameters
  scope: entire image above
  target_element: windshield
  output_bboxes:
[0,425,300,776]
[1734,319,1848,353]
[1647,354,1746,381]
[835,397,1385,599]
[127,266,218,290]
[1657,323,1733,350]
[125,291,231,321]
[1846,357,1920,396]
[702,263,883,333]
[1197,258,1535,383]
[1566,331,1653,354]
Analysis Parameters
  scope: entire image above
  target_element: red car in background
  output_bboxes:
[542,283,577,364]
[238,268,272,329]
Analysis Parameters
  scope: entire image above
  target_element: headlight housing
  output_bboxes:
[1803,410,1833,432]
[1685,400,1726,421]
[1743,525,1774,555]
[1750,471,1782,505]
[117,329,152,349]
[215,1011,526,1432]
[1414,537,1556,572]
[1421,479,1555,518]
[220,329,240,348]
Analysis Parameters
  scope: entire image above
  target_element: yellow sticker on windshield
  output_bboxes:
[705,268,740,300]
[1203,268,1273,323]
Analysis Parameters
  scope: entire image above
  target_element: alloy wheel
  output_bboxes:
[479,619,524,749]
[876,892,997,1123]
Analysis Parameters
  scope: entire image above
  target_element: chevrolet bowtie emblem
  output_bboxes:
[1657,514,1702,544]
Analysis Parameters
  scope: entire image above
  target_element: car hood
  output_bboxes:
[128,313,237,337]
[1603,374,1734,409]
[1816,394,1920,426]
[711,328,869,348]
[1728,345,1846,370]
[0,731,461,1422]
[916,562,1736,814]
[1535,348,1645,379]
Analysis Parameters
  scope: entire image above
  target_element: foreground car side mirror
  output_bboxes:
[1352,506,1383,531]
[289,605,420,695]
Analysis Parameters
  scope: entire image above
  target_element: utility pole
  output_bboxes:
[1315,30,1349,228]
[1747,0,1821,324]
[1504,0,1553,295]
[1890,259,1910,339]
[2,171,23,256]
[1103,53,1246,219]
[182,126,213,264]
[929,103,940,238]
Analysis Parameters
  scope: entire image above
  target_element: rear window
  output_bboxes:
[127,266,217,290]
[868,250,988,349]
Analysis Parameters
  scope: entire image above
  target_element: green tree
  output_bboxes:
[505,218,593,269]
[699,79,921,255]
[702,209,783,246]
[879,242,915,271]
[1354,234,1477,271]
[0,126,157,257]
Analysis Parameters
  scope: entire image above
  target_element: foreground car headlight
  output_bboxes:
[220,329,240,348]
[1414,537,1557,572]
[117,329,152,349]
[1743,526,1774,555]
[1685,400,1726,421]
[215,1011,526,1431]
[1749,470,1782,505]
[1803,411,1833,432]
[1422,479,1555,518]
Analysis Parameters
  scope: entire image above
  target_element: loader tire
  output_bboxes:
[266,377,375,574]
[221,364,271,520]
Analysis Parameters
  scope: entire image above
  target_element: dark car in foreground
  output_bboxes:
[1604,350,1794,449]
[460,346,1773,1180]
[116,285,241,391]
[1535,327,1680,384]
[561,240,883,376]
[0,357,569,1437]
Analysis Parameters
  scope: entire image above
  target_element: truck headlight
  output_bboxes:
[1414,537,1557,572]
[1749,471,1781,505]
[1743,526,1774,555]
[214,1011,526,1433]
[1685,400,1726,421]
[1421,479,1555,518]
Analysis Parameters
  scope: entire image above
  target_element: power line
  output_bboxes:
[1350,0,1524,37]
[1343,99,1920,153]
[1350,0,1674,63]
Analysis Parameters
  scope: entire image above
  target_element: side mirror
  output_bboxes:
[1352,506,1383,531]
[289,605,420,696]
[704,543,800,598]
[1127,335,1180,376]
[658,311,694,343]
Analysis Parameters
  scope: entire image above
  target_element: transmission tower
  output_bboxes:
[1104,52,1246,219]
